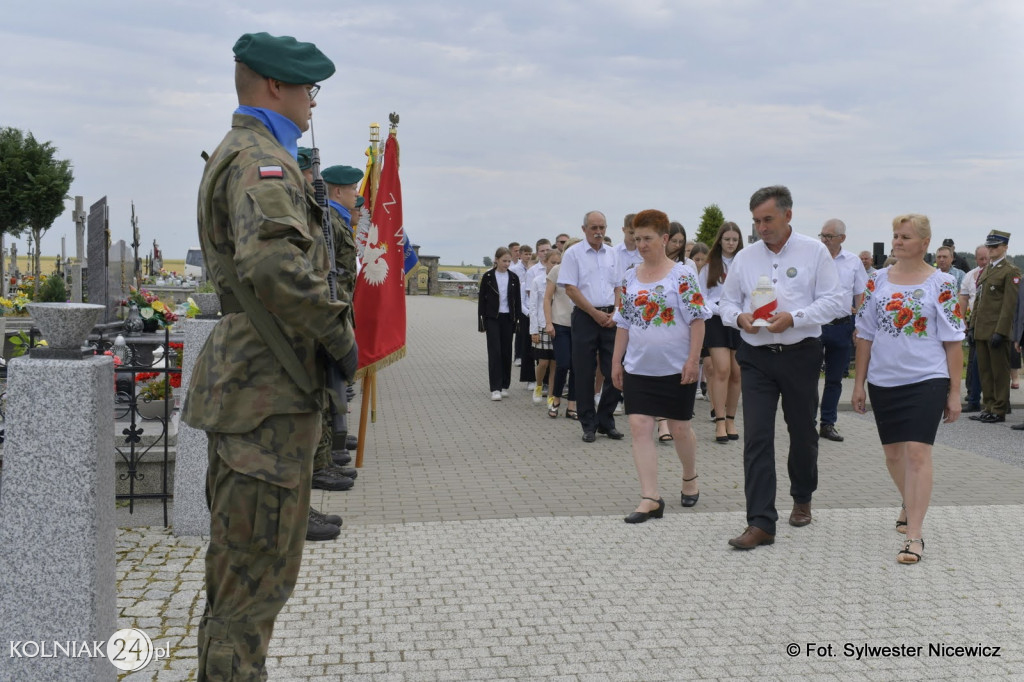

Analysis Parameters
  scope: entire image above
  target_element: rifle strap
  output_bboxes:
[201,151,316,395]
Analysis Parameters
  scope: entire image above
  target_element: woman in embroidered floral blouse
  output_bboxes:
[611,210,711,523]
[852,214,964,565]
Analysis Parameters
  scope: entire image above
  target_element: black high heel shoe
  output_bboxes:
[624,497,665,524]
[726,415,739,441]
[680,475,700,507]
[714,417,729,444]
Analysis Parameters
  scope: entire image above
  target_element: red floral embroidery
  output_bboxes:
[866,279,875,292]
[895,307,913,329]
[891,292,904,299]
[885,300,902,312]
[938,290,952,303]
[953,302,963,319]
[912,317,927,334]
[642,302,659,321]
[678,281,689,293]
[634,294,649,307]
[690,292,704,307]
[660,308,674,323]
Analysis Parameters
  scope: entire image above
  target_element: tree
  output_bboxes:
[0,128,74,295]
[482,256,492,267]
[695,204,725,246]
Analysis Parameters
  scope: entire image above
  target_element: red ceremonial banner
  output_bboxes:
[353,132,406,372]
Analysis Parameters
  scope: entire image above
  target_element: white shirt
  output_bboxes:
[613,262,711,375]
[529,270,550,332]
[855,268,965,387]
[613,243,643,285]
[495,270,510,313]
[832,248,869,316]
[961,265,984,313]
[525,262,545,296]
[697,254,734,316]
[557,240,617,307]
[510,261,529,312]
[719,230,845,346]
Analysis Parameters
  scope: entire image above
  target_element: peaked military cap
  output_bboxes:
[984,229,1010,246]
[233,32,335,84]
[322,165,364,186]
[296,147,313,171]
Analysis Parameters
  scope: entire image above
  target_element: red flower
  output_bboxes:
[690,292,704,306]
[660,308,674,323]
[938,290,952,303]
[634,294,649,307]
[913,317,927,334]
[895,307,914,329]
[953,303,963,319]
[642,302,659,321]
[170,373,182,389]
[866,279,875,292]
[891,292,904,299]
[885,299,903,312]
[678,281,690,293]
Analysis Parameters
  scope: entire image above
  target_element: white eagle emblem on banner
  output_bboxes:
[362,222,390,285]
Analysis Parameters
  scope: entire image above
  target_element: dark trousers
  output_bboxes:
[571,309,620,432]
[965,340,981,406]
[552,323,575,401]
[819,319,854,425]
[484,313,515,392]
[737,339,823,535]
[977,339,1011,415]
[517,314,536,382]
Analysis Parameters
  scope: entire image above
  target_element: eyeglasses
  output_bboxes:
[307,84,320,101]
[817,234,838,241]
[556,240,568,246]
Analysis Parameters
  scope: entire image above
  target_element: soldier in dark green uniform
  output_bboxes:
[182,32,357,680]
[969,229,1020,423]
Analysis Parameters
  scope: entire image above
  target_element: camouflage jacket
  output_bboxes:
[330,207,357,301]
[182,114,354,434]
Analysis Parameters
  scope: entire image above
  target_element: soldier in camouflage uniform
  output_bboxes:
[181,32,356,680]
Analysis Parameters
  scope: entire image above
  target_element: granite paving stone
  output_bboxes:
[112,296,1023,680]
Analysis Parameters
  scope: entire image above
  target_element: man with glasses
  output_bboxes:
[183,32,356,678]
[816,219,867,442]
[555,233,571,252]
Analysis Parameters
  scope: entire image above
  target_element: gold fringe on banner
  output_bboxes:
[354,345,407,380]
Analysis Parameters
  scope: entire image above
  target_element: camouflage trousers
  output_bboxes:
[312,390,348,470]
[198,412,320,681]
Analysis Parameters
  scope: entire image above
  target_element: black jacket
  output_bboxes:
[478,268,522,331]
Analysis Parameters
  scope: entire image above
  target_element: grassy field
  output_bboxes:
[7,257,187,276]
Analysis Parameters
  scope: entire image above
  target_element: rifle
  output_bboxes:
[309,116,351,448]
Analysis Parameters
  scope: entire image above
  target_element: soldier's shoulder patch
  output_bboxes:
[258,165,284,179]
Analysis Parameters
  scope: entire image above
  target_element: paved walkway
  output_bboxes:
[117,295,1024,680]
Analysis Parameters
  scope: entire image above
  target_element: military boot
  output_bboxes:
[327,464,358,480]
[312,468,354,491]
[310,507,342,527]
[332,449,352,467]
[306,510,340,541]
[346,435,358,451]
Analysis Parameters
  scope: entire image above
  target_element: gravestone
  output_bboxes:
[108,240,131,321]
[87,196,109,320]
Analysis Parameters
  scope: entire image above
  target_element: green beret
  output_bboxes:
[322,165,364,186]
[233,32,335,84]
[355,196,364,208]
[296,147,312,171]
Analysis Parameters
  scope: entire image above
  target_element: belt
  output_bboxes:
[824,315,853,326]
[595,305,615,313]
[750,337,819,354]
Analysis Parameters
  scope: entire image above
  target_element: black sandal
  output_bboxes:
[680,475,699,507]
[896,503,907,534]
[657,417,673,442]
[548,400,561,419]
[565,408,578,421]
[714,417,729,444]
[725,415,739,441]
[897,538,924,564]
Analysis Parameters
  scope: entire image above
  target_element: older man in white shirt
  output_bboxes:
[558,210,623,442]
[719,186,845,550]
[816,219,867,442]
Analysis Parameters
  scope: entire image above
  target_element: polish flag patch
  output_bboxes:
[258,165,284,179]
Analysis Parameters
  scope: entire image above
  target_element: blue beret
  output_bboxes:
[233,32,335,84]
[296,147,312,171]
[322,165,364,186]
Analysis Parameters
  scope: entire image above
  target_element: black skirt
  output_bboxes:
[868,378,949,445]
[704,314,741,350]
[623,372,698,421]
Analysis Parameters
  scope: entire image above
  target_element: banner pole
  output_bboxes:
[356,373,372,468]
[370,369,378,423]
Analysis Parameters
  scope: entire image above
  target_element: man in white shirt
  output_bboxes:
[934,245,966,292]
[858,250,876,276]
[613,213,642,284]
[525,240,552,391]
[558,210,623,442]
[718,186,845,550]
[511,245,534,384]
[958,245,989,412]
[816,219,867,442]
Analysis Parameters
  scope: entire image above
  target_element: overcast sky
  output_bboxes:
[2,1,1021,267]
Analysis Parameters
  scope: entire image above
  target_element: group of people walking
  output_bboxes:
[479,184,1022,567]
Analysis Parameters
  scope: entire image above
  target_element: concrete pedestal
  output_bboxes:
[172,317,217,536]
[0,355,115,680]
